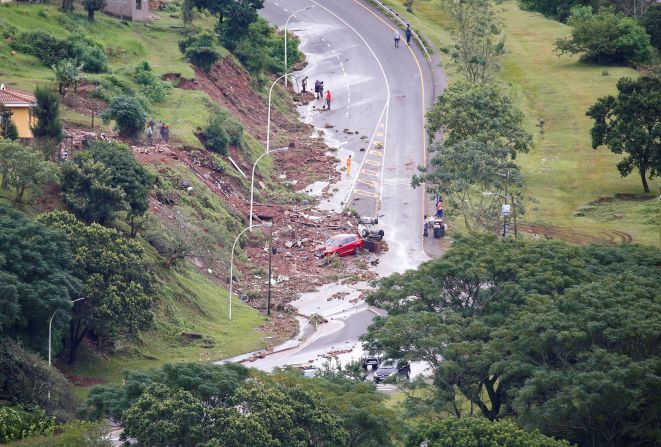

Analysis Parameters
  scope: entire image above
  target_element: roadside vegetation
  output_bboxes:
[380,0,660,245]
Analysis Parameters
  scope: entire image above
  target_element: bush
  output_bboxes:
[10,31,107,73]
[0,339,78,421]
[31,86,64,143]
[0,406,55,443]
[101,95,147,137]
[203,115,229,155]
[179,32,220,71]
[131,61,172,103]
[555,6,655,64]
[89,75,136,102]
[4,421,111,447]
[202,110,243,155]
[519,0,598,21]
[641,4,661,52]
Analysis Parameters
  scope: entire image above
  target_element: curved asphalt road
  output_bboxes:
[225,0,443,372]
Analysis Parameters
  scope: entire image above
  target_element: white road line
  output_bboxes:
[310,0,391,212]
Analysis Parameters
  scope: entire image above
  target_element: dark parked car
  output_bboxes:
[373,360,410,383]
[314,234,364,258]
[361,354,382,370]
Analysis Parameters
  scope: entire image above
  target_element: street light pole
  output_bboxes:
[48,297,86,368]
[284,6,314,87]
[249,74,290,230]
[48,297,85,400]
[229,223,269,320]
[249,146,288,230]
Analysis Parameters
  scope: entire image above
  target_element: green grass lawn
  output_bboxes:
[379,0,659,246]
[0,3,277,393]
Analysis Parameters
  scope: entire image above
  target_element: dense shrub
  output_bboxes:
[233,18,301,75]
[203,115,229,155]
[89,75,136,102]
[101,95,147,137]
[555,6,655,64]
[10,31,107,73]
[0,406,55,443]
[0,339,78,420]
[131,61,171,103]
[178,32,220,71]
[641,4,661,52]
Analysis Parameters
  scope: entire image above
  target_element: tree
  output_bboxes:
[82,0,106,20]
[203,113,230,154]
[4,145,58,202]
[86,362,249,421]
[121,384,205,447]
[187,0,264,50]
[0,205,80,354]
[37,211,153,364]
[31,86,64,145]
[407,418,572,447]
[0,339,79,421]
[0,105,19,140]
[641,4,661,52]
[0,140,21,190]
[586,76,660,192]
[52,59,84,96]
[85,141,154,236]
[518,0,599,21]
[414,83,531,231]
[502,274,661,447]
[100,95,146,138]
[60,156,126,225]
[61,0,75,12]
[441,0,505,84]
[118,380,348,447]
[179,32,220,72]
[555,6,654,64]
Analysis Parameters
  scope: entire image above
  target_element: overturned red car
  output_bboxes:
[314,234,364,258]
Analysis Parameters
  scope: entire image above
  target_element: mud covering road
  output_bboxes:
[222,0,446,374]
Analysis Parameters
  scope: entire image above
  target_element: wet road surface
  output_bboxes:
[223,0,445,374]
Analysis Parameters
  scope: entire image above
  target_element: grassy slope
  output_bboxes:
[0,3,269,388]
[379,0,659,246]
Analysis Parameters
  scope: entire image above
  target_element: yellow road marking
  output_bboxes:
[353,188,379,198]
[361,168,380,177]
[365,159,381,167]
[358,178,378,188]
[369,149,383,157]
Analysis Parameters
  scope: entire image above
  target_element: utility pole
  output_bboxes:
[267,230,272,316]
[502,171,509,238]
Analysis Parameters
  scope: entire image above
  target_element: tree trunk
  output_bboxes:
[639,167,650,193]
[15,186,25,202]
[68,319,87,364]
[87,9,95,20]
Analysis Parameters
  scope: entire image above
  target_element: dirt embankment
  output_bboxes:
[60,58,367,340]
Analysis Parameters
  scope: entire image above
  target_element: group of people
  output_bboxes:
[394,24,413,48]
[423,199,447,238]
[313,79,332,111]
[145,118,170,146]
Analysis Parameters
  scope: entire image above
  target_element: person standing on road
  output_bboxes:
[394,30,401,48]
[405,25,412,45]
[302,76,308,93]
[346,154,352,175]
[155,120,163,144]
[314,79,320,98]
[320,81,324,99]
[325,89,332,110]
[146,125,153,146]
[436,199,444,218]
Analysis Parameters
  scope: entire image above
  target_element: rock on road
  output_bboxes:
[223,0,445,373]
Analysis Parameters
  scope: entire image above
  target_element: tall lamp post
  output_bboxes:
[48,297,85,399]
[249,72,291,230]
[481,191,512,238]
[284,5,314,87]
[228,223,270,320]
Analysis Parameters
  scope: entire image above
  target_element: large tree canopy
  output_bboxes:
[363,234,661,447]
[407,418,572,447]
[0,205,79,353]
[37,211,153,364]
[587,76,661,193]
[415,83,531,232]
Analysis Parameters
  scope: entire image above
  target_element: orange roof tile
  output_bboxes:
[0,83,36,107]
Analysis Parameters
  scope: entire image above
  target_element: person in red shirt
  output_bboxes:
[325,90,332,110]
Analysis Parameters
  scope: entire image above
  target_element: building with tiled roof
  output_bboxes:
[0,83,36,139]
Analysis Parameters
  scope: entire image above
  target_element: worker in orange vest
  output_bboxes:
[325,89,332,111]
[346,154,352,175]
